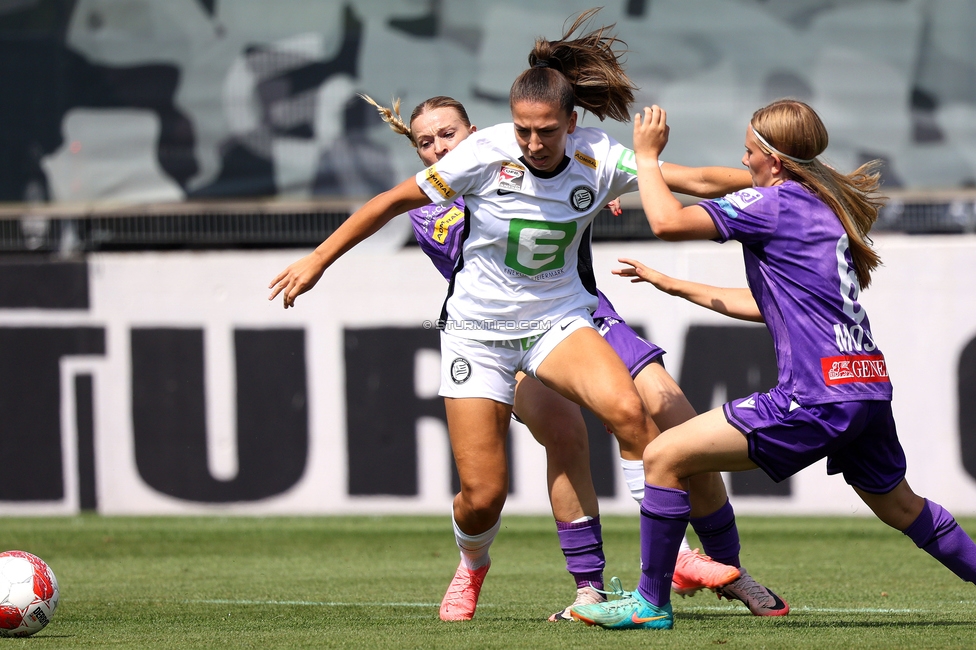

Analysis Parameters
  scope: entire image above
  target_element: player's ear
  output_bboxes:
[469,125,477,133]
[566,110,578,134]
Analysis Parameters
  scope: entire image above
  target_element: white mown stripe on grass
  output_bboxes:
[679,604,921,614]
[187,599,473,608]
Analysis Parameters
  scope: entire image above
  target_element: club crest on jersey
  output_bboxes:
[450,358,471,384]
[569,185,595,212]
[497,162,525,193]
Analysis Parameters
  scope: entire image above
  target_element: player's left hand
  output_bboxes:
[268,253,327,308]
[612,257,673,291]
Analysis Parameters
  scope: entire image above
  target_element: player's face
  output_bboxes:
[742,125,781,187]
[412,107,476,167]
[511,101,577,173]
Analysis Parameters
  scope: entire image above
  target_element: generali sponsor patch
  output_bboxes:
[821,354,889,386]
[497,161,525,192]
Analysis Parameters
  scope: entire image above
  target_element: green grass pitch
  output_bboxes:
[1,515,974,648]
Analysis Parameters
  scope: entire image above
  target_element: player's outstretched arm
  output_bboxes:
[268,178,430,308]
[632,106,719,241]
[613,257,764,322]
[661,163,752,199]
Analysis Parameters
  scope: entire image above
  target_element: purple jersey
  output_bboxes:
[701,181,892,406]
[408,198,466,280]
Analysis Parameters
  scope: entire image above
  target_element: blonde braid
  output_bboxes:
[359,94,416,148]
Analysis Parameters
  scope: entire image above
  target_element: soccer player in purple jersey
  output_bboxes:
[571,99,976,630]
[362,92,787,619]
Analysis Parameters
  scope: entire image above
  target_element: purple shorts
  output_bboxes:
[724,388,907,494]
[593,291,665,378]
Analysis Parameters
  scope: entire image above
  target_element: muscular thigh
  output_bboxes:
[634,362,697,432]
[534,327,641,419]
[645,408,756,487]
[445,397,512,492]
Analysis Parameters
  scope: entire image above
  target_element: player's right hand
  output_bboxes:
[268,253,327,308]
[632,105,669,160]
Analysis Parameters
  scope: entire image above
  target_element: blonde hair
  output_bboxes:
[510,7,637,122]
[751,99,886,289]
[359,94,472,149]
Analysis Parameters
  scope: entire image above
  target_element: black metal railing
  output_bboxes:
[1,191,973,254]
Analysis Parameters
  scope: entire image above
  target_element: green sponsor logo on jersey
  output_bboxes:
[505,218,577,276]
[616,148,637,175]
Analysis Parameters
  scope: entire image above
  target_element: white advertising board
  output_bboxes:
[1,235,975,516]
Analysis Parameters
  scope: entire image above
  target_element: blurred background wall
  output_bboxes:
[2,0,976,206]
[0,0,975,515]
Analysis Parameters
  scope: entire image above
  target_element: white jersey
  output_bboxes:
[415,123,640,340]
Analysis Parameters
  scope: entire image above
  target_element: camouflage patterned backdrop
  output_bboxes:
[2,0,975,205]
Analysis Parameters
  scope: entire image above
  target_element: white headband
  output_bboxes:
[750,124,815,164]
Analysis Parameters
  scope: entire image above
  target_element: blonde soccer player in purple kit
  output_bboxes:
[572,99,976,630]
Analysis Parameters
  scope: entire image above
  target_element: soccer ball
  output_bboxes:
[0,551,59,637]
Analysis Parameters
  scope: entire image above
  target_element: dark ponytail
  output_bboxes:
[510,8,637,122]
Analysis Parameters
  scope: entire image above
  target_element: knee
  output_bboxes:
[606,392,648,433]
[642,435,681,482]
[460,482,508,518]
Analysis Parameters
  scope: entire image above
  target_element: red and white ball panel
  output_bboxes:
[0,551,59,638]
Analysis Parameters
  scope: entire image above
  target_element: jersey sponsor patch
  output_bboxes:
[569,185,595,212]
[616,148,637,175]
[727,188,764,209]
[505,218,577,276]
[424,165,456,200]
[450,358,471,384]
[821,354,889,386]
[574,150,598,169]
[433,206,464,244]
[497,161,525,192]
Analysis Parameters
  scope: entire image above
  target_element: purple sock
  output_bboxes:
[556,516,605,590]
[903,499,976,584]
[689,499,741,568]
[637,484,691,607]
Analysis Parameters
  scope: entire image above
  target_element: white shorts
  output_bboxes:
[439,309,595,404]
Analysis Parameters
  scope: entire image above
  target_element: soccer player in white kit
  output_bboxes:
[363,92,790,620]
[270,9,771,622]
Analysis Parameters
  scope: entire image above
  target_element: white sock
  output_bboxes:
[620,458,645,502]
[453,514,500,571]
[620,458,692,553]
